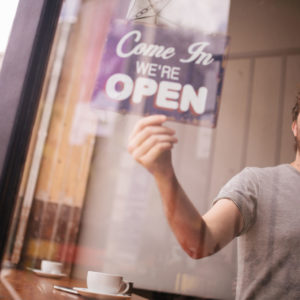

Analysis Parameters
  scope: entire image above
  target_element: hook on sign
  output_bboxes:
[127,0,173,21]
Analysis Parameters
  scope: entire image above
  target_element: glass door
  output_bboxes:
[1,1,299,299]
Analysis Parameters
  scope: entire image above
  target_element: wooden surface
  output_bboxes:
[12,0,115,274]
[34,0,113,207]
[0,269,147,300]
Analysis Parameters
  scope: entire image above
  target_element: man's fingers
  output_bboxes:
[131,134,178,160]
[129,115,167,139]
[128,115,176,174]
[128,125,175,153]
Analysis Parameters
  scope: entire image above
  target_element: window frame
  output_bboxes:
[0,0,63,266]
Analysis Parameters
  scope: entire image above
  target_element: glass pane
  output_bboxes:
[1,1,300,300]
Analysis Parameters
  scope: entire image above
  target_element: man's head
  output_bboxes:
[292,93,300,152]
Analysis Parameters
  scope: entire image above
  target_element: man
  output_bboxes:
[127,96,300,299]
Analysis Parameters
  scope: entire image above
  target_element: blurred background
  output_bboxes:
[0,1,299,299]
[0,1,19,68]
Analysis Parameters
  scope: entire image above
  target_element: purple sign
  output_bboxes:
[92,20,229,127]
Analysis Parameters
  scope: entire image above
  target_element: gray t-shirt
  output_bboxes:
[214,164,300,300]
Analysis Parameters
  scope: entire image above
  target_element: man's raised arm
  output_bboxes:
[128,115,243,259]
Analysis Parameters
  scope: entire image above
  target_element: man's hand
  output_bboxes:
[128,115,177,176]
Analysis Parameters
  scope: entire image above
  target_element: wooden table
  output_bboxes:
[0,269,147,300]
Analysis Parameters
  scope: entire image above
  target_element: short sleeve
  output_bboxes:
[212,167,259,235]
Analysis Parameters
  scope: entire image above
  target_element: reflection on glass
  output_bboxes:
[2,0,300,300]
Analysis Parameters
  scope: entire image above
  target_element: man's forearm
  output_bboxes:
[153,170,214,259]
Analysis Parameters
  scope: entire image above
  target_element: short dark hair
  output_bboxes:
[292,93,300,152]
[292,92,300,123]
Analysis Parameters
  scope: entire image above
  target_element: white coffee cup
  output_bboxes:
[87,271,130,294]
[41,260,63,274]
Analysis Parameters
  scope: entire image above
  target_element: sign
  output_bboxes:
[91,20,229,127]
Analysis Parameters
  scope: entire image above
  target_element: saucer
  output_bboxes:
[73,287,131,299]
[29,268,67,279]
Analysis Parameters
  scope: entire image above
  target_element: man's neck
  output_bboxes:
[291,152,300,172]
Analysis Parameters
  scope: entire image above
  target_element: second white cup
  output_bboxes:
[87,271,129,294]
[41,260,63,274]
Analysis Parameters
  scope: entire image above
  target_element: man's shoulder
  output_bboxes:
[219,164,290,192]
[243,164,290,179]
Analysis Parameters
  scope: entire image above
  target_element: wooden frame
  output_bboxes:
[0,0,63,266]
